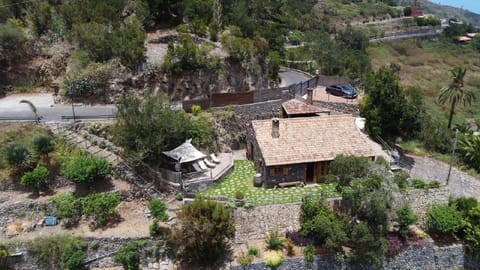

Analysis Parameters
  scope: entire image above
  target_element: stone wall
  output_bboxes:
[233,203,302,243]
[394,187,449,227]
[230,240,465,270]
[313,100,360,116]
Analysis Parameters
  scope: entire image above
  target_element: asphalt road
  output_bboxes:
[0,94,116,122]
[279,70,312,87]
[0,69,309,122]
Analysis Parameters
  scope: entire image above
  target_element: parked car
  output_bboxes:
[325,84,358,99]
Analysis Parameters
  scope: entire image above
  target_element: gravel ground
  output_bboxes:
[401,154,480,200]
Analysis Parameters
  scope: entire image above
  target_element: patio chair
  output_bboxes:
[210,153,220,163]
[204,158,216,168]
[192,162,204,172]
[198,160,208,170]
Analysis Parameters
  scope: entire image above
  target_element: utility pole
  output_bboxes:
[71,103,76,122]
[446,129,459,186]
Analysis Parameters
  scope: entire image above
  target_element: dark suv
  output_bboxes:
[325,84,358,99]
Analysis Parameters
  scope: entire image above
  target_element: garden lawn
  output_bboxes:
[201,160,339,206]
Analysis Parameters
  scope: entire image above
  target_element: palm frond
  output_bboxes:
[19,99,37,114]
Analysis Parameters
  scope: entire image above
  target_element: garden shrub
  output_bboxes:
[63,77,99,99]
[149,219,162,237]
[191,104,202,116]
[148,199,169,221]
[176,192,183,201]
[3,141,30,167]
[114,241,142,270]
[427,204,465,234]
[411,178,426,189]
[326,155,370,186]
[303,244,315,268]
[300,196,347,251]
[169,197,235,266]
[21,165,49,195]
[348,223,387,269]
[393,170,409,192]
[265,230,285,251]
[284,238,295,256]
[0,244,9,269]
[396,204,418,239]
[49,193,80,219]
[28,235,85,270]
[236,254,253,266]
[428,181,441,189]
[234,190,244,200]
[264,251,284,268]
[61,154,111,184]
[247,246,259,257]
[31,135,54,157]
[81,193,120,226]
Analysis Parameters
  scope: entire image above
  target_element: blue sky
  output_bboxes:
[432,0,480,15]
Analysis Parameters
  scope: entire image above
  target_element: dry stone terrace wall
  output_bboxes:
[230,240,465,270]
[394,187,449,227]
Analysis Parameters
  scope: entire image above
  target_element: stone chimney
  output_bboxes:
[306,88,313,105]
[271,118,280,138]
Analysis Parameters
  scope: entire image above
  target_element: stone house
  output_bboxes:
[247,115,382,187]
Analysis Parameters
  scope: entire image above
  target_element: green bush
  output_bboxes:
[191,105,202,116]
[31,135,54,157]
[264,251,284,268]
[265,230,285,251]
[89,240,100,250]
[61,154,111,184]
[28,235,85,270]
[49,193,80,219]
[348,223,387,269]
[234,190,245,200]
[411,178,427,189]
[81,193,120,226]
[427,204,465,234]
[236,254,253,266]
[329,155,370,189]
[0,244,9,270]
[394,170,409,192]
[169,197,235,266]
[3,141,30,167]
[176,192,183,201]
[304,244,315,268]
[428,181,441,189]
[149,219,162,237]
[148,199,169,222]
[0,22,27,62]
[247,246,259,257]
[396,204,418,239]
[63,77,99,99]
[21,165,49,194]
[114,242,142,270]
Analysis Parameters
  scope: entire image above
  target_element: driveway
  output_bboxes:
[279,69,312,87]
[400,154,480,200]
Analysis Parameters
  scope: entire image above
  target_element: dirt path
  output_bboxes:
[401,154,480,200]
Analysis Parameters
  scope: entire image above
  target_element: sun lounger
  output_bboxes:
[210,153,220,163]
[204,158,216,168]
[193,162,203,172]
[198,160,208,170]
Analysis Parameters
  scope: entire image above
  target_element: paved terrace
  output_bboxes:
[182,153,234,186]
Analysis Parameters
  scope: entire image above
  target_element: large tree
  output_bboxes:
[169,197,235,266]
[438,67,476,129]
[360,67,420,140]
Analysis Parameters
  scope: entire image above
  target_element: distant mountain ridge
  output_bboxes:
[407,0,480,26]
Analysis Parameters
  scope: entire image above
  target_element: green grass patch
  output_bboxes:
[201,160,338,206]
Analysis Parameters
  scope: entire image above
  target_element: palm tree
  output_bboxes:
[438,67,476,129]
[19,99,41,123]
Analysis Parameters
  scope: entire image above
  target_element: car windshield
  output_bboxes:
[340,85,355,93]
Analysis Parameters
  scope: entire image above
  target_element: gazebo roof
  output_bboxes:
[162,139,207,163]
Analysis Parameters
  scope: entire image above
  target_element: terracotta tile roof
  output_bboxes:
[282,99,330,115]
[252,116,378,166]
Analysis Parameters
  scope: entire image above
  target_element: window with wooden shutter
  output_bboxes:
[270,168,275,176]
[283,167,289,176]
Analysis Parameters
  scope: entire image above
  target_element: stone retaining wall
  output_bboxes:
[230,240,465,270]
[394,187,449,227]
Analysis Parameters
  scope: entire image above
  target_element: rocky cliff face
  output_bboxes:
[111,58,268,103]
